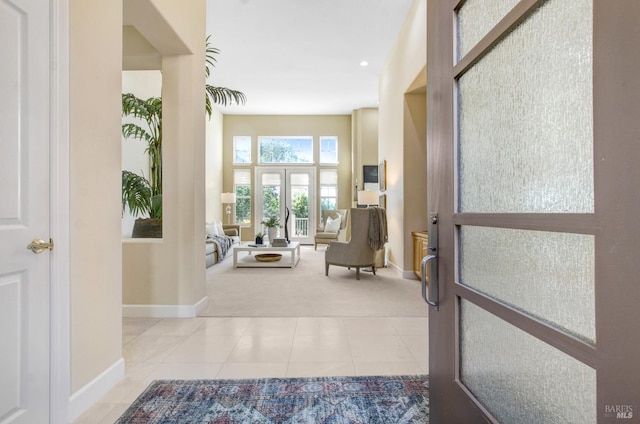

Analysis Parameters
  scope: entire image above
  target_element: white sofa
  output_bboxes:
[206,223,241,267]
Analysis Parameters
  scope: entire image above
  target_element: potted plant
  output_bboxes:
[261,216,281,242]
[255,232,264,245]
[121,94,163,237]
[121,37,246,238]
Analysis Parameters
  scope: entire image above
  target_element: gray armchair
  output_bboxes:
[325,208,377,280]
[314,209,349,250]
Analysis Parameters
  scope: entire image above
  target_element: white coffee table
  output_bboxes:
[233,241,301,268]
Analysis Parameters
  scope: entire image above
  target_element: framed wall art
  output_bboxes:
[378,160,386,191]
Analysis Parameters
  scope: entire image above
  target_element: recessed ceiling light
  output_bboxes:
[360,61,369,67]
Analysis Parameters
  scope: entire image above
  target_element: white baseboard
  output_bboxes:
[122,296,209,318]
[402,270,419,280]
[383,261,418,280]
[384,262,403,276]
[69,357,125,422]
[195,296,209,315]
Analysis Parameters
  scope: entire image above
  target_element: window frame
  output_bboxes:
[257,136,314,164]
[319,136,339,165]
[233,136,252,165]
[319,168,339,225]
[233,169,252,227]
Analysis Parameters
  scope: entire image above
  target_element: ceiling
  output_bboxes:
[205,0,415,115]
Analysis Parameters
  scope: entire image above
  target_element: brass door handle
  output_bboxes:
[27,238,54,253]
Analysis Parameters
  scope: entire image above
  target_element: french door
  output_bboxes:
[427,0,640,422]
[255,167,317,245]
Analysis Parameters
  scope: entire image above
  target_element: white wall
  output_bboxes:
[378,0,427,272]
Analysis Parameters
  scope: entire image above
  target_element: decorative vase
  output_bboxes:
[255,236,263,245]
[267,227,277,243]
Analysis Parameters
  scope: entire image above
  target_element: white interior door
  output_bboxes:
[0,0,52,422]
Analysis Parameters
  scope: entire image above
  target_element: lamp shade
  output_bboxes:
[357,190,379,206]
[220,192,236,203]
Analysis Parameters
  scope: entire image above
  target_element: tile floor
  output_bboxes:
[74,316,429,423]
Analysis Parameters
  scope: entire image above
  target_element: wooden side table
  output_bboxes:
[412,231,429,280]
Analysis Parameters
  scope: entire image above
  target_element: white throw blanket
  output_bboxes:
[206,235,234,263]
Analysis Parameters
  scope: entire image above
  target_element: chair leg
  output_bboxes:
[314,242,317,251]
[356,267,360,280]
[325,263,329,276]
[372,266,376,275]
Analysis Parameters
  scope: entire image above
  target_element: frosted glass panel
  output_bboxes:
[457,0,519,60]
[458,0,593,213]
[460,226,595,343]
[460,301,596,423]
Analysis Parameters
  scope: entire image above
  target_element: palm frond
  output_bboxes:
[122,94,162,121]
[122,123,152,143]
[205,85,247,116]
[122,170,152,217]
[205,36,246,117]
[150,194,163,220]
[205,35,219,79]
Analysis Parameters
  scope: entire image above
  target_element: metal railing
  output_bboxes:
[294,217,309,237]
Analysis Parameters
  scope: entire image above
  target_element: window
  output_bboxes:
[319,136,338,164]
[233,136,251,164]
[234,169,251,225]
[319,169,338,224]
[258,136,313,164]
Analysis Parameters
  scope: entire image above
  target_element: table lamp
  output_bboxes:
[357,190,379,208]
[221,192,236,224]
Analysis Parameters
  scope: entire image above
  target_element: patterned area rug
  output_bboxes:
[116,375,429,423]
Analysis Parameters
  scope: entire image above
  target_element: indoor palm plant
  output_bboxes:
[122,37,246,237]
[121,93,163,237]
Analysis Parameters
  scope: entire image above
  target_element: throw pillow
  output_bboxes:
[224,228,238,236]
[214,221,225,237]
[324,215,341,233]
[206,222,218,237]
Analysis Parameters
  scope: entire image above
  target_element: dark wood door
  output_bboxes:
[426,0,640,422]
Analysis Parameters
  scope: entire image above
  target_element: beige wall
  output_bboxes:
[122,0,207,308]
[352,108,379,197]
[378,0,427,272]
[222,115,352,240]
[403,85,428,269]
[69,0,123,393]
[70,0,207,396]
[206,109,225,223]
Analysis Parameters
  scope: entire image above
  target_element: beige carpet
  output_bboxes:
[202,245,429,317]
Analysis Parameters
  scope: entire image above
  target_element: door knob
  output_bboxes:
[27,238,54,254]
